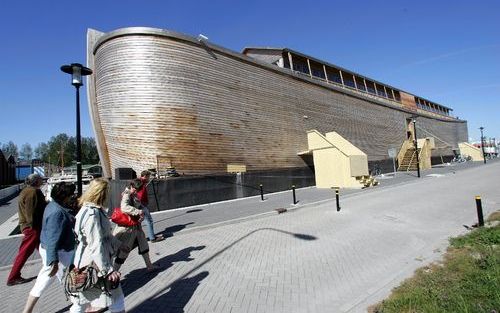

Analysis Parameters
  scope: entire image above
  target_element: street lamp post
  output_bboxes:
[479,127,486,164]
[412,117,421,178]
[60,63,93,196]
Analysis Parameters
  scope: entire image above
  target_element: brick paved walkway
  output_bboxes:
[1,160,498,312]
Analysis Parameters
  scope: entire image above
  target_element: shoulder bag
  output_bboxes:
[111,207,141,227]
[63,208,100,298]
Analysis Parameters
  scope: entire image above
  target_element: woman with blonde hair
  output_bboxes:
[69,178,125,313]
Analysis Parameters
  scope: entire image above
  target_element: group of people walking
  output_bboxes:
[6,170,164,313]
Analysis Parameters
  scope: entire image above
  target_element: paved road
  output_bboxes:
[0,160,485,268]
[1,160,498,312]
[147,159,481,238]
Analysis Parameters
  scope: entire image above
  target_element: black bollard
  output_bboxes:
[475,196,484,227]
[292,185,297,204]
[334,187,341,211]
[260,184,264,201]
[151,178,160,211]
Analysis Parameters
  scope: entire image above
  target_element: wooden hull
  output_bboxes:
[86,28,468,178]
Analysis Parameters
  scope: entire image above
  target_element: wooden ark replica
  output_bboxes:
[86,27,468,179]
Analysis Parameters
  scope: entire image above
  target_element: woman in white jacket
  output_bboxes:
[70,178,125,313]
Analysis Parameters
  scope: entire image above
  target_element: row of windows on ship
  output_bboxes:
[273,56,451,116]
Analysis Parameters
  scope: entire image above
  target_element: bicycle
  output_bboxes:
[451,155,469,163]
[370,165,382,176]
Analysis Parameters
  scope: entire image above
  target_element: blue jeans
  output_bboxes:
[141,206,156,240]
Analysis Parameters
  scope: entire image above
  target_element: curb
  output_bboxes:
[156,193,338,239]
[0,184,22,205]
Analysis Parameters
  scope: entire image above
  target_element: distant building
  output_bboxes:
[0,150,16,186]
[473,139,498,157]
[16,160,32,181]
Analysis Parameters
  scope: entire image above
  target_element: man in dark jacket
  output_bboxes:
[7,173,47,286]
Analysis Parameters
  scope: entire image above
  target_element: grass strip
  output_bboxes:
[372,212,500,313]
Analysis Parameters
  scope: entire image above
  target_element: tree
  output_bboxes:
[81,137,100,164]
[1,141,18,160]
[34,142,49,160]
[19,143,33,161]
[48,133,73,167]
[34,134,99,166]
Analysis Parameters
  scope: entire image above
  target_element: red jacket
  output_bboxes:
[136,177,149,205]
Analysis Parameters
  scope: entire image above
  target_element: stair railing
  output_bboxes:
[397,146,409,171]
[406,150,417,172]
[308,130,350,158]
[417,125,453,148]
[397,140,413,170]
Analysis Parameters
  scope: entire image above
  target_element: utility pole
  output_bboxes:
[412,117,420,178]
[479,127,486,164]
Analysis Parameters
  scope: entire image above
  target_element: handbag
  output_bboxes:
[64,263,99,297]
[64,208,100,298]
[111,207,141,227]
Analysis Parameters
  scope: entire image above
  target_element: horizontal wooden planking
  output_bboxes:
[400,92,417,110]
[244,51,283,64]
[90,34,468,177]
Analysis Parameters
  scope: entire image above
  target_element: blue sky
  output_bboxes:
[1,0,499,150]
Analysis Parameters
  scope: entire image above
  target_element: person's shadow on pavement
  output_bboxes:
[129,271,209,313]
[121,245,205,296]
[161,222,194,238]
